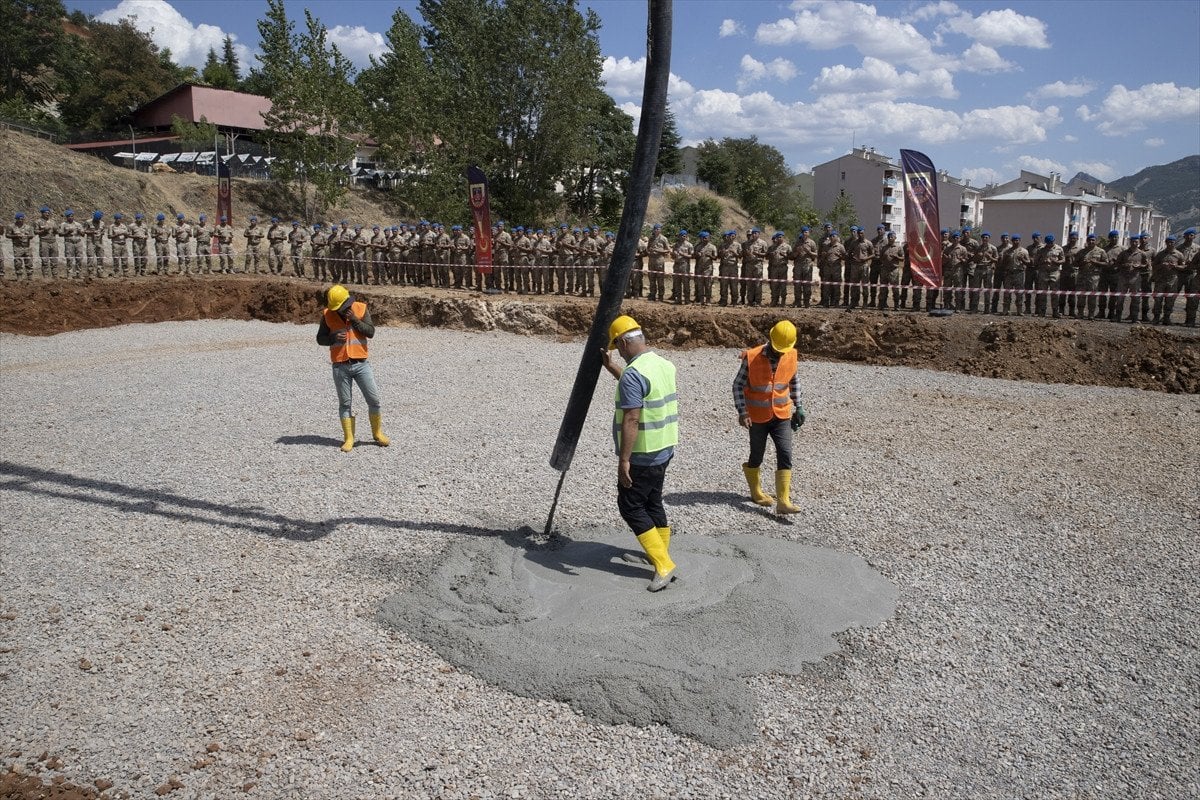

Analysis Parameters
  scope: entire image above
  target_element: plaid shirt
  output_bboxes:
[732,347,802,416]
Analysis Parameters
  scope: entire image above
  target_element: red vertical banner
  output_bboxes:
[901,149,941,288]
[466,165,493,274]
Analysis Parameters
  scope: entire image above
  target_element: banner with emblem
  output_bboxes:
[466,165,493,274]
[216,157,233,253]
[900,149,941,288]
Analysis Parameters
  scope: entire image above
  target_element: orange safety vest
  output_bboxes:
[324,301,370,362]
[741,344,795,423]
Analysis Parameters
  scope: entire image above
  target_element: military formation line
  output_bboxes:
[4,208,1198,327]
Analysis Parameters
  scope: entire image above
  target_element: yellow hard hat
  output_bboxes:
[608,314,641,349]
[769,320,797,352]
[326,284,350,311]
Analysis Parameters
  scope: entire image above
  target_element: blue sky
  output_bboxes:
[68,0,1200,187]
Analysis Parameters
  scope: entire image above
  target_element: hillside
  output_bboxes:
[1109,155,1200,234]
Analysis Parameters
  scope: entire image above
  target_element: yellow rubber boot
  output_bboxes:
[775,469,800,514]
[742,463,775,506]
[369,412,390,446]
[657,526,671,554]
[636,528,677,591]
[339,416,355,452]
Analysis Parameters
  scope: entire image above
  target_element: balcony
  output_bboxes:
[883,196,896,205]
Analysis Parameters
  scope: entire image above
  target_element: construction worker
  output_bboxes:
[316,285,390,453]
[735,320,806,516]
[601,314,679,593]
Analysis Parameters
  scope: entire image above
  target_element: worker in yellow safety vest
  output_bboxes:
[601,314,679,592]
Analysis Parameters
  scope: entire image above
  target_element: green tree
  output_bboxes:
[171,113,218,150]
[201,47,237,89]
[825,193,858,240]
[0,0,76,121]
[776,189,821,237]
[58,18,176,130]
[564,92,635,225]
[221,35,241,82]
[654,105,682,179]
[696,136,794,227]
[242,0,295,99]
[663,189,721,237]
[259,2,364,217]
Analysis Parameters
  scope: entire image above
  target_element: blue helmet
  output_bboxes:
[800,226,810,232]
[14,212,25,219]
[93,210,102,220]
[39,206,50,213]
[1109,229,1120,237]
[64,209,74,216]
[115,213,124,220]
[176,213,184,220]
[1045,234,1055,243]
[133,213,142,220]
[156,213,165,221]
[199,213,206,221]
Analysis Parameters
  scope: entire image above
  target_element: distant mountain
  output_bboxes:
[1109,155,1200,234]
[1070,171,1103,185]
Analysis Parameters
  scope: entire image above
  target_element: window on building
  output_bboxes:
[841,171,846,180]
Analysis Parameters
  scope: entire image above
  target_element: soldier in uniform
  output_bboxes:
[449,224,471,289]
[436,223,454,288]
[692,230,717,305]
[628,230,648,299]
[741,228,769,306]
[1151,235,1186,325]
[6,213,34,280]
[1137,233,1155,322]
[368,225,386,284]
[265,218,286,275]
[668,229,692,304]
[420,221,439,287]
[351,225,370,284]
[492,220,513,292]
[717,230,740,306]
[867,224,886,307]
[1076,233,1108,321]
[570,227,590,296]
[151,213,172,275]
[999,234,1030,315]
[215,216,235,274]
[59,209,85,279]
[600,230,616,289]
[846,226,874,309]
[1176,228,1199,327]
[818,231,846,308]
[766,231,791,306]
[243,217,265,275]
[109,213,131,277]
[310,223,329,281]
[877,231,904,310]
[194,214,213,275]
[289,221,310,278]
[83,211,106,278]
[511,226,531,294]
[940,231,969,310]
[790,227,818,308]
[173,213,193,275]
[126,213,147,276]
[1023,232,1042,314]
[989,233,1011,313]
[969,232,998,312]
[1114,235,1145,322]
[1058,231,1081,318]
[34,206,58,277]
[646,223,669,302]
[1034,234,1065,317]
[1100,230,1123,320]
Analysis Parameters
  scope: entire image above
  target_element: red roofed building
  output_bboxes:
[132,83,273,135]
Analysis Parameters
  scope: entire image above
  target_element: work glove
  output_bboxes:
[790,406,806,431]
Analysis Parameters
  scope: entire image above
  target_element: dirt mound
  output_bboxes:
[1,277,1195,394]
[0,129,401,224]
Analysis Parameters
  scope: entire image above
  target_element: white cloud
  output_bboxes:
[1070,161,1117,181]
[939,8,1050,49]
[738,55,798,90]
[810,57,956,99]
[1062,134,1078,143]
[952,43,1015,73]
[905,1,961,23]
[327,25,386,67]
[755,2,935,68]
[1145,137,1165,147]
[1027,80,1095,103]
[97,0,251,69]
[1077,82,1200,135]
[960,166,1004,186]
[960,105,1061,144]
[1017,155,1067,175]
[719,19,744,38]
[601,56,695,102]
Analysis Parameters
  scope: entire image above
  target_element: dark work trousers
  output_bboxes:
[617,458,670,534]
[747,417,793,470]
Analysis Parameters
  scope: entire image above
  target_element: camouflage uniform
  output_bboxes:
[194,218,213,274]
[969,235,998,312]
[243,220,265,274]
[216,221,235,274]
[628,235,648,298]
[878,234,904,310]
[647,228,669,301]
[59,213,86,278]
[352,226,370,284]
[493,225,513,291]
[999,239,1031,315]
[692,234,717,305]
[1176,232,1199,327]
[1100,234,1124,320]
[867,227,886,306]
[129,217,149,275]
[766,234,791,307]
[151,218,173,275]
[1075,237,1108,320]
[288,223,310,278]
[717,232,740,306]
[83,214,106,277]
[1034,238,1065,318]
[1022,235,1042,313]
[741,230,769,306]
[818,234,846,308]
[670,233,692,304]
[6,216,35,279]
[846,230,874,309]
[940,235,969,310]
[1058,234,1081,317]
[266,221,287,275]
[1151,239,1186,324]
[791,232,818,308]
[109,217,131,277]
[172,217,194,274]
[34,209,58,276]
[452,226,474,289]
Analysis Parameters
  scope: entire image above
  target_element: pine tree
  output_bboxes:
[654,105,682,180]
[221,35,240,82]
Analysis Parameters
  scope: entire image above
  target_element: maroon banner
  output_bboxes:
[217,158,233,234]
[901,149,941,288]
[466,165,493,274]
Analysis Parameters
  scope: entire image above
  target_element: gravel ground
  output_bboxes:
[0,320,1197,800]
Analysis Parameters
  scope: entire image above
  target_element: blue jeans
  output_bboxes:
[332,360,382,418]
